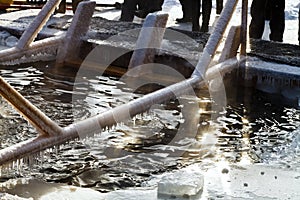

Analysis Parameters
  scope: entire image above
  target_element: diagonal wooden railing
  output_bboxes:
[0,0,246,166]
[0,0,64,63]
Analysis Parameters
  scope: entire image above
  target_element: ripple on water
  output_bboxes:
[1,63,300,195]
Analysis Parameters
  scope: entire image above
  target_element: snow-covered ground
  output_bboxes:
[95,0,299,45]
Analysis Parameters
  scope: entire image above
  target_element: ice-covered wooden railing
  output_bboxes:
[0,0,244,165]
[0,0,64,64]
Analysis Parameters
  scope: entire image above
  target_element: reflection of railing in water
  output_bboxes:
[0,0,245,165]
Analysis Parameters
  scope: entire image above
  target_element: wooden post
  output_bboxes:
[219,26,241,62]
[240,0,248,56]
[126,12,168,77]
[55,1,96,65]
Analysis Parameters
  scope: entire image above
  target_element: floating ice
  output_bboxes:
[5,36,18,47]
[0,193,31,200]
[157,169,204,197]
[0,31,11,46]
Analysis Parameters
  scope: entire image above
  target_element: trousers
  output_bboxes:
[249,0,285,42]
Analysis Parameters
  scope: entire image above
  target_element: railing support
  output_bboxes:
[0,0,64,64]
[17,0,62,50]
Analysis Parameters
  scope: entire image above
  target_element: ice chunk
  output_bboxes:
[5,36,18,47]
[106,188,156,200]
[0,31,11,46]
[158,169,204,197]
[0,193,32,200]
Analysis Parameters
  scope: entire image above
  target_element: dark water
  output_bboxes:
[0,62,299,195]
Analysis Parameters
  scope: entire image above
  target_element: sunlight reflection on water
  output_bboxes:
[0,62,299,193]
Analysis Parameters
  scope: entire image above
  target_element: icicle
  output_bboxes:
[40,150,44,166]
[51,145,60,158]
[16,158,22,176]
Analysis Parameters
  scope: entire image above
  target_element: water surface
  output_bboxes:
[0,62,299,196]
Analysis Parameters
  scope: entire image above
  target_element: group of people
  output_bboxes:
[119,0,298,44]
[176,0,223,32]
[119,0,164,22]
[119,0,223,33]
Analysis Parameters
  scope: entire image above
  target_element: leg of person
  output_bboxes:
[120,0,139,22]
[269,0,285,42]
[135,0,164,19]
[200,0,212,32]
[177,0,192,22]
[191,0,201,31]
[157,0,164,9]
[216,0,223,15]
[249,0,267,39]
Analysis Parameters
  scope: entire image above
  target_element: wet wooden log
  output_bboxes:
[0,35,63,63]
[0,76,64,136]
[56,1,96,65]
[126,12,168,77]
[219,25,241,62]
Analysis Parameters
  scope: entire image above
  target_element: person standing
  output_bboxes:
[249,0,285,42]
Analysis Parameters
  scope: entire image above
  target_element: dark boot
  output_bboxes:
[120,0,140,22]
